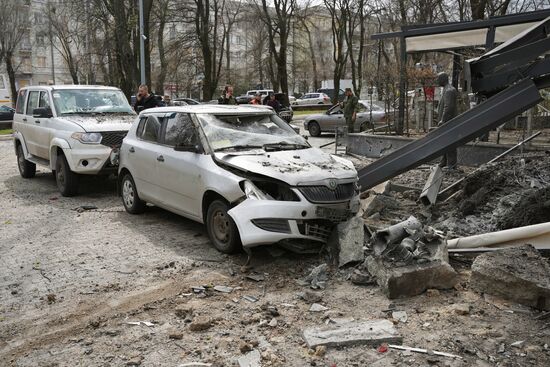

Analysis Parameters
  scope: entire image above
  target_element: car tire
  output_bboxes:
[55,153,79,197]
[206,200,242,254]
[16,144,36,178]
[308,121,321,137]
[121,173,146,214]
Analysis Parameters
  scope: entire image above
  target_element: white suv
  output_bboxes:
[12,85,136,196]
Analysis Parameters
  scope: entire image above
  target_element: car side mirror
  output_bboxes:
[136,106,145,113]
[33,107,52,118]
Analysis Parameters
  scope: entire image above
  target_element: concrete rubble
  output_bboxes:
[327,215,365,268]
[237,349,261,367]
[302,319,403,348]
[366,216,458,298]
[471,244,550,310]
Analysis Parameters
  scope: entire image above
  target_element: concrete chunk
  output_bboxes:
[302,319,402,348]
[420,165,443,206]
[471,244,550,310]
[328,216,365,268]
[237,349,261,367]
[366,256,457,299]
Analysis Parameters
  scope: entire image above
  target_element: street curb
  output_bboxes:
[0,134,13,141]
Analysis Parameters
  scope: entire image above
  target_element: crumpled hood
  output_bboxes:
[59,114,136,132]
[215,147,357,186]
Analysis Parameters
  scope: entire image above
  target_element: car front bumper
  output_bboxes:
[227,194,360,248]
[63,145,119,174]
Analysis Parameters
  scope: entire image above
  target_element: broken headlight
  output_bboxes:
[71,132,102,144]
[241,180,300,201]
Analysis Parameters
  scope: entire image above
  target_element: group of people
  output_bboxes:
[218,85,283,112]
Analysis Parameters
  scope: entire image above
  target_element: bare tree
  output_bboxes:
[324,0,349,104]
[0,0,28,106]
[153,0,171,94]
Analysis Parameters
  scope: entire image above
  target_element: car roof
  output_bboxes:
[139,105,275,115]
[21,85,122,91]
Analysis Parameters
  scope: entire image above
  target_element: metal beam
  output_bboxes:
[357,78,542,191]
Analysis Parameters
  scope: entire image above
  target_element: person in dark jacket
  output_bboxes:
[134,85,161,112]
[218,85,237,105]
[341,88,358,133]
[436,72,459,169]
[266,93,282,112]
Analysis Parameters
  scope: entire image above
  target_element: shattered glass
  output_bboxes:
[197,113,308,151]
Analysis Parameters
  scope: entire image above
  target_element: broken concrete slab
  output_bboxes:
[363,194,400,218]
[420,165,443,206]
[327,216,365,268]
[471,244,550,310]
[366,256,457,299]
[237,349,261,367]
[302,319,402,348]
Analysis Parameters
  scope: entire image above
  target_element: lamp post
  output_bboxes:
[139,0,146,86]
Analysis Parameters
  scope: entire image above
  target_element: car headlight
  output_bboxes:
[71,132,102,144]
[241,180,271,200]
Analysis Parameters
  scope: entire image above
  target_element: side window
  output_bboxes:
[15,90,27,114]
[26,91,39,116]
[163,113,196,147]
[140,115,161,143]
[136,117,147,137]
[39,91,50,109]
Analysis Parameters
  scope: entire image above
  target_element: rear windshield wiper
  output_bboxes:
[215,144,263,152]
[263,142,309,151]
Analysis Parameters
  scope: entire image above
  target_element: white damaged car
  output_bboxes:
[118,105,360,253]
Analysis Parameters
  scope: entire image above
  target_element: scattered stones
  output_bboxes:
[426,289,440,297]
[243,295,258,303]
[268,318,278,327]
[213,285,233,293]
[239,341,253,354]
[350,270,376,286]
[309,303,329,312]
[452,304,471,315]
[189,318,212,332]
[511,341,525,348]
[46,293,57,304]
[366,256,457,299]
[471,245,550,310]
[299,290,323,304]
[391,311,408,323]
[313,345,326,357]
[327,216,365,268]
[168,332,183,340]
[302,263,329,290]
[302,319,403,348]
[126,356,143,366]
[246,274,265,282]
[237,349,261,367]
[175,305,194,320]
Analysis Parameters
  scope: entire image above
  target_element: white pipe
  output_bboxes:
[447,222,550,249]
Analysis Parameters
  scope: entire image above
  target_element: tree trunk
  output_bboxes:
[155,1,168,95]
[302,20,319,91]
[5,52,17,108]
[143,0,153,89]
[470,0,487,20]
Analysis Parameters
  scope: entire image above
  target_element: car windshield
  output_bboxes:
[198,113,309,152]
[52,89,134,115]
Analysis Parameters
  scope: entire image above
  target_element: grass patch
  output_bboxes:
[0,129,13,135]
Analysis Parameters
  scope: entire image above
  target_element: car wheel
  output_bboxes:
[16,144,36,178]
[121,173,146,214]
[55,153,79,197]
[308,121,321,137]
[206,200,241,254]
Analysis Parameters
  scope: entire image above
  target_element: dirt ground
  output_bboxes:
[1,137,550,367]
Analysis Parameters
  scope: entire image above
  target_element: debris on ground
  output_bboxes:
[327,216,365,267]
[302,319,403,348]
[300,263,329,289]
[388,344,462,359]
[309,303,329,312]
[471,244,550,310]
[237,349,261,367]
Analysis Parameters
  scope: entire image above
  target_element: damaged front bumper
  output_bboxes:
[228,194,360,248]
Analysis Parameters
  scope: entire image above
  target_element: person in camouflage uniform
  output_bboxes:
[342,88,359,133]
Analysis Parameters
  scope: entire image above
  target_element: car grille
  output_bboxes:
[298,220,334,242]
[252,218,291,234]
[299,183,356,203]
[100,131,127,148]
[315,206,351,222]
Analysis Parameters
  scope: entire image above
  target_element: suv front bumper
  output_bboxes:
[63,145,119,174]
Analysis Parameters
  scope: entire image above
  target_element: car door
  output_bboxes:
[33,91,54,159]
[325,107,344,132]
[355,102,369,131]
[22,90,41,156]
[128,115,163,203]
[154,113,202,219]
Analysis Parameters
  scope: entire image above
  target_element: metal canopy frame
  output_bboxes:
[371,9,550,135]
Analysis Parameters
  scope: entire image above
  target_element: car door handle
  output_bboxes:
[157,155,164,162]
[129,147,135,153]
[35,120,40,123]
[22,118,27,122]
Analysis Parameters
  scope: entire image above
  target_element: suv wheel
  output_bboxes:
[308,121,321,137]
[55,153,79,196]
[121,173,146,214]
[16,144,36,178]
[206,200,241,254]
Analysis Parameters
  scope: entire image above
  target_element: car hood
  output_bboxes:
[214,147,357,186]
[58,114,136,132]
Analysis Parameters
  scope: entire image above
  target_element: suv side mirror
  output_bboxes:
[33,107,53,118]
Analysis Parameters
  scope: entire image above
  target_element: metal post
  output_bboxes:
[139,0,146,86]
[397,36,407,135]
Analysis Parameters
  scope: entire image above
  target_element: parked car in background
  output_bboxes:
[118,105,359,253]
[236,94,252,104]
[173,98,201,106]
[12,85,136,196]
[246,89,274,99]
[0,105,15,121]
[272,93,294,123]
[293,93,331,106]
[317,88,345,102]
[303,100,386,137]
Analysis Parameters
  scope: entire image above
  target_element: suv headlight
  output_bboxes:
[242,180,271,200]
[71,132,102,144]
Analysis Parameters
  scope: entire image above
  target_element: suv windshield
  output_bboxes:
[52,89,134,115]
[198,113,309,152]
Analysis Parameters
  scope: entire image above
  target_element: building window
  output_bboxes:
[34,12,45,25]
[37,56,47,68]
[36,35,45,47]
[21,57,32,72]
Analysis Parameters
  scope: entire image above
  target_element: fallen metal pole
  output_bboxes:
[438,131,542,197]
[388,344,462,359]
[319,141,335,148]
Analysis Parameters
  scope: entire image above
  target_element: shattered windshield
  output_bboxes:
[52,89,135,115]
[197,113,309,152]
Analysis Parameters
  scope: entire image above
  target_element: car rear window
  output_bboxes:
[15,89,27,114]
